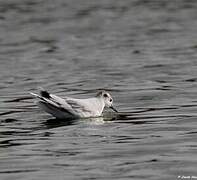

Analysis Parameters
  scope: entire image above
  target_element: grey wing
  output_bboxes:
[30,91,75,116]
[66,98,91,113]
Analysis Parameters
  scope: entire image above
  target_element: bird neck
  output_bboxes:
[96,97,105,115]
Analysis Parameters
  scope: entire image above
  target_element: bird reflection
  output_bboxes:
[43,118,77,129]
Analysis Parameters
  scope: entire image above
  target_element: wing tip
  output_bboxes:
[40,90,50,98]
[30,87,51,99]
[29,92,39,97]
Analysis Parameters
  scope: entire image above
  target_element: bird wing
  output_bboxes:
[65,99,92,114]
[49,94,92,114]
[30,89,93,117]
[30,91,75,115]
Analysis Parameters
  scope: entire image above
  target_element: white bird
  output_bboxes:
[30,89,118,119]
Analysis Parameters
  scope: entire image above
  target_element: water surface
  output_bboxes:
[1,0,197,179]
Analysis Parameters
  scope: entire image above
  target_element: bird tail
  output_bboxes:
[30,88,73,119]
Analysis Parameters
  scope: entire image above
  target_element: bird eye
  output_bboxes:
[110,98,112,102]
[103,94,108,98]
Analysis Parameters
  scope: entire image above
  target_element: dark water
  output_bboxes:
[1,0,197,179]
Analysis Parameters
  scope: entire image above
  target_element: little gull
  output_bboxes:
[30,89,118,119]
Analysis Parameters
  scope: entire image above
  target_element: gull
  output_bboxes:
[30,89,118,119]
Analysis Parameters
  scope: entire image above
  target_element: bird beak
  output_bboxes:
[110,106,118,113]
